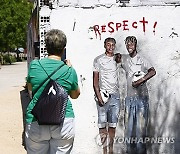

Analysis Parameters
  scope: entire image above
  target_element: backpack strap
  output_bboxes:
[32,60,65,96]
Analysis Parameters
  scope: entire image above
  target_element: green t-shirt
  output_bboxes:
[26,58,78,123]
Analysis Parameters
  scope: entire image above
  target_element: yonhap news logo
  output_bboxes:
[95,133,110,147]
[95,135,175,146]
[113,137,175,144]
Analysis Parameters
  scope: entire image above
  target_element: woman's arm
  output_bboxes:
[69,87,80,99]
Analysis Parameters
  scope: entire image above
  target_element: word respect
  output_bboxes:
[93,17,157,38]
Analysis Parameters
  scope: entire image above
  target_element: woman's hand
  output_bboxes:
[64,59,72,67]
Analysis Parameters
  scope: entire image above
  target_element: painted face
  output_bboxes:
[115,53,121,63]
[126,41,136,55]
[104,41,116,54]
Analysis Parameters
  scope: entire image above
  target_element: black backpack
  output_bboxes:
[31,61,69,125]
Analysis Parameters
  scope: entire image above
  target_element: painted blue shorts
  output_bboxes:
[124,96,149,154]
[96,93,120,128]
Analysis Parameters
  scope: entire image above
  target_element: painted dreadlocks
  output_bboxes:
[125,36,137,45]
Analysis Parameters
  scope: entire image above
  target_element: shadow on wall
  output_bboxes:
[114,66,180,154]
[174,105,180,154]
[148,73,180,154]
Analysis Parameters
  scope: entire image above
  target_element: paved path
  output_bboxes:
[0,62,27,154]
[0,62,27,92]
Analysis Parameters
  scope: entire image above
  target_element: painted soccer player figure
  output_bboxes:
[115,36,156,154]
[93,37,120,154]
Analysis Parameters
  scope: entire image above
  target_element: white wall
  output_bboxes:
[40,4,180,154]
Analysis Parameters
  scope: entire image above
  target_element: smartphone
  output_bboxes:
[62,48,66,61]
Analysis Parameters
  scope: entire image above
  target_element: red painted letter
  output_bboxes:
[108,22,114,33]
[123,20,129,31]
[132,22,138,29]
[116,23,121,31]
[101,25,106,32]
[93,25,101,39]
[139,17,148,33]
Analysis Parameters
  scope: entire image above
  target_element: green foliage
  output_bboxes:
[0,0,33,52]
[1,54,17,64]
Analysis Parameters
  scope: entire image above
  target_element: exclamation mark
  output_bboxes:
[73,19,76,31]
[153,21,157,35]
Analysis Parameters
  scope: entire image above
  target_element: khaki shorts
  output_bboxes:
[25,118,75,154]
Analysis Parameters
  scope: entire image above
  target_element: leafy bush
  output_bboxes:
[0,55,2,64]
[2,54,17,64]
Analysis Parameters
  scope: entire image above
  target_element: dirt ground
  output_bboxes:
[0,62,27,154]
